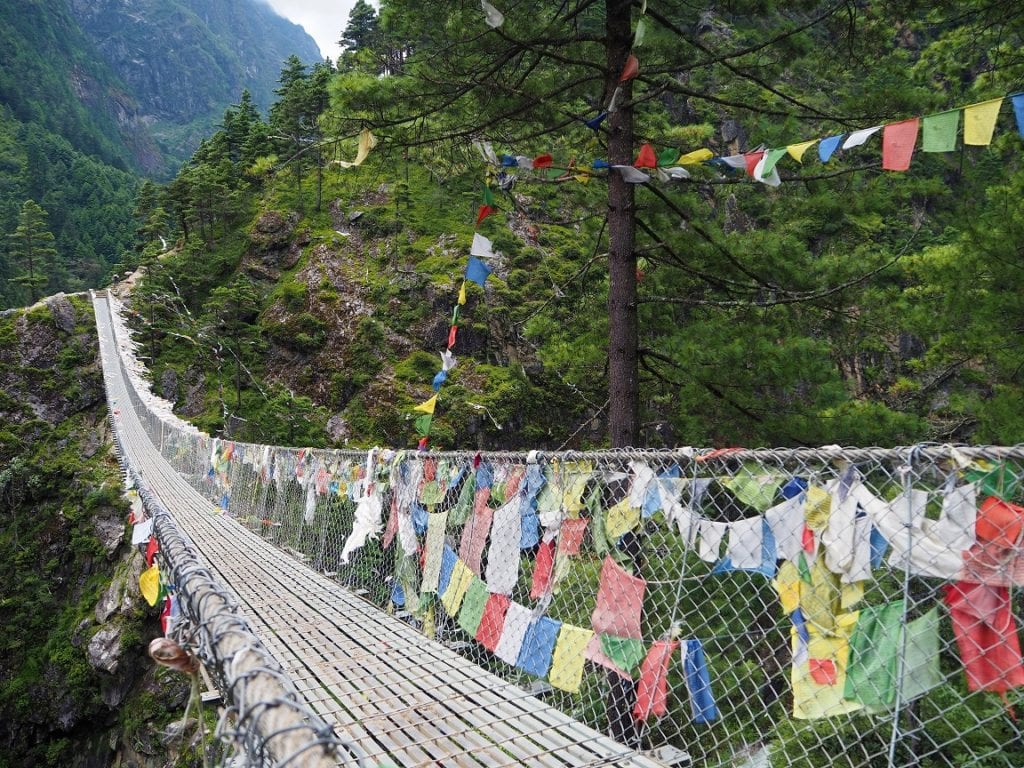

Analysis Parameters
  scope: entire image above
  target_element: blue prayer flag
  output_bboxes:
[592,159,610,169]
[465,256,492,287]
[870,526,889,569]
[1012,93,1024,137]
[818,134,845,163]
[516,616,562,678]
[781,477,807,500]
[432,370,448,391]
[585,112,608,131]
[684,639,719,723]
[411,501,428,535]
[438,546,458,595]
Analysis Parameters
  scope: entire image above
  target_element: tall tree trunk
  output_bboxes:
[606,0,639,449]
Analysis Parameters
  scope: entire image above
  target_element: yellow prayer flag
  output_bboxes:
[804,486,831,530]
[457,280,467,306]
[791,614,863,720]
[605,499,641,540]
[677,148,713,165]
[773,560,801,614]
[440,560,474,616]
[414,394,438,415]
[336,128,378,168]
[548,624,594,693]
[140,564,160,607]
[963,98,1003,146]
[787,139,818,163]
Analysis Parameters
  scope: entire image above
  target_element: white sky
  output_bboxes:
[261,0,376,63]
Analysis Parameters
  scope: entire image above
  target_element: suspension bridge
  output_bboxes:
[91,290,1024,767]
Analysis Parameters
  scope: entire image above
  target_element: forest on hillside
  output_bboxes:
[116,0,1024,451]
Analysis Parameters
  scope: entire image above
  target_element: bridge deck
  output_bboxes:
[94,295,665,767]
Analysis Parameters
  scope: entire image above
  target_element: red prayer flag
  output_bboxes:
[619,53,639,82]
[945,582,1024,693]
[744,151,765,177]
[592,556,646,638]
[802,525,816,554]
[634,640,679,721]
[882,118,919,171]
[977,496,1024,548]
[532,154,554,169]
[145,535,159,566]
[459,488,494,575]
[557,518,589,557]
[475,593,511,651]
[530,539,557,600]
[476,204,494,228]
[160,596,173,634]
[633,143,657,169]
[447,325,458,349]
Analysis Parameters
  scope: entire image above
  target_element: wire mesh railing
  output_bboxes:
[104,295,1024,768]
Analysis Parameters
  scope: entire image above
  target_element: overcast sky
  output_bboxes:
[262,0,375,63]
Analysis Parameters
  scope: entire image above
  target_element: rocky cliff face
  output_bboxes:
[0,296,189,768]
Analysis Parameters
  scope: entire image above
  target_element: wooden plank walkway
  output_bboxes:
[93,294,667,768]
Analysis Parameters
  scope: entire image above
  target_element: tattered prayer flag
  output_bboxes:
[679,148,714,165]
[431,371,447,392]
[335,128,377,168]
[922,110,960,152]
[414,414,433,437]
[533,154,554,169]
[743,150,764,177]
[634,640,679,721]
[585,112,608,131]
[634,143,658,168]
[140,564,160,607]
[481,0,504,28]
[465,256,493,287]
[457,281,467,306]
[447,325,458,349]
[819,134,845,163]
[964,97,1003,145]
[1013,94,1024,137]
[787,139,817,163]
[414,395,438,415]
[549,624,594,693]
[612,165,650,183]
[882,118,919,171]
[476,205,494,228]
[471,232,495,259]
[842,126,882,149]
[619,53,639,82]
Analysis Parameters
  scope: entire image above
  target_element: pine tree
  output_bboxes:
[7,200,57,304]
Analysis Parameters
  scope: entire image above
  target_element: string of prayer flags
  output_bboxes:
[964,97,1003,145]
[882,118,919,171]
[481,0,504,28]
[335,128,377,168]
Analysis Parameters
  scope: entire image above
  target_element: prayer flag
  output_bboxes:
[882,118,919,171]
[760,147,789,177]
[335,128,377,168]
[634,640,679,721]
[744,150,764,176]
[476,593,511,650]
[679,148,714,165]
[530,539,556,600]
[612,165,650,183]
[495,601,533,665]
[440,559,475,616]
[517,616,562,678]
[431,370,447,392]
[471,233,495,259]
[132,518,154,545]
[440,350,456,372]
[421,511,448,593]
[481,0,504,28]
[656,167,690,182]
[683,639,719,723]
[657,147,679,166]
[532,154,554,169]
[818,134,845,163]
[457,577,490,635]
[486,497,522,594]
[585,633,633,679]
[1013,93,1024,137]
[592,556,645,638]
[752,152,782,187]
[619,53,639,82]
[413,395,438,415]
[476,204,494,227]
[791,615,863,720]
[633,16,647,46]
[557,518,589,557]
[437,544,459,594]
[585,112,608,131]
[414,414,433,438]
[549,624,594,693]
[457,280,467,306]
[465,256,493,287]
[787,139,817,163]
[964,97,1003,145]
[842,126,882,149]
[922,110,960,152]
[145,535,159,566]
[459,487,494,575]
[634,143,658,168]
[945,581,1024,693]
[447,325,458,349]
[140,564,160,607]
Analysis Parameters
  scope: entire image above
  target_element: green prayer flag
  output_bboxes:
[452,305,460,325]
[457,577,490,636]
[482,185,496,206]
[761,147,789,177]
[922,110,959,153]
[414,414,433,437]
[964,461,1019,500]
[844,602,941,711]
[797,551,813,583]
[587,485,610,556]
[599,635,647,675]
[420,480,443,506]
[449,473,476,526]
[723,463,783,512]
[657,147,679,167]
